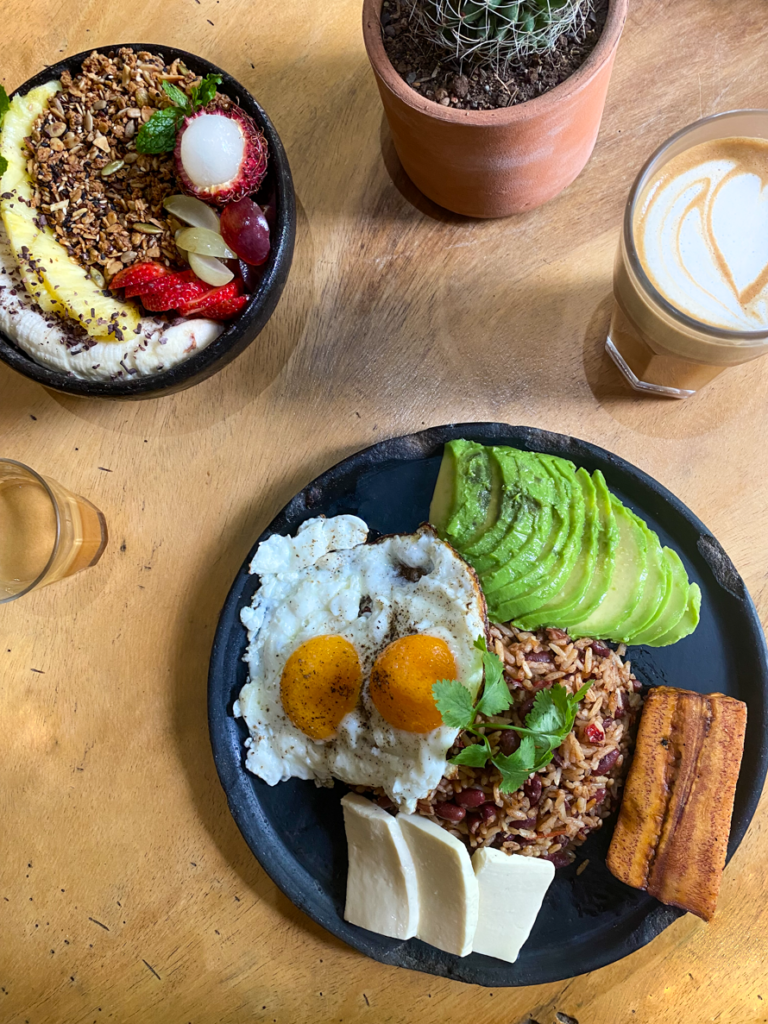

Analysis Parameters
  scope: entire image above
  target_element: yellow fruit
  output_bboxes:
[0,82,140,340]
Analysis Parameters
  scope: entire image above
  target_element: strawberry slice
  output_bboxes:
[200,294,249,321]
[109,261,169,292]
[177,280,243,317]
[141,277,211,312]
[128,268,197,299]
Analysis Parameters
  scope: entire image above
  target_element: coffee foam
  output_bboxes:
[635,137,768,331]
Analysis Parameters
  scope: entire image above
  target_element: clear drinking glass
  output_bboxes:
[607,110,768,398]
[0,459,108,604]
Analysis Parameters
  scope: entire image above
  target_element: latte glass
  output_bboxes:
[0,459,108,603]
[607,110,768,398]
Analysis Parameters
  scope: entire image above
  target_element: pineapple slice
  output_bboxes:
[0,83,60,314]
[0,82,140,340]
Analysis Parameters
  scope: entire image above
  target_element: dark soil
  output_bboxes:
[381,0,609,111]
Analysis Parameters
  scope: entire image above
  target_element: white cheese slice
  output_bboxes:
[471,848,555,963]
[341,794,418,940]
[398,813,479,957]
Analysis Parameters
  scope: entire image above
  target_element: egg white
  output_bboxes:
[235,515,487,812]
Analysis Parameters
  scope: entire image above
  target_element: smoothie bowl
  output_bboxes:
[0,44,295,399]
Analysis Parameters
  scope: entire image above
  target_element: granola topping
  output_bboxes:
[25,48,230,283]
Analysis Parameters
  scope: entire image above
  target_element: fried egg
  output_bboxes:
[234,515,487,812]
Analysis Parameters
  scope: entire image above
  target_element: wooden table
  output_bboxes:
[2,1,768,1021]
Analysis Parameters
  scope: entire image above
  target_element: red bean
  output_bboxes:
[526,651,553,663]
[467,812,482,834]
[595,749,620,775]
[518,695,536,719]
[593,787,607,805]
[632,678,643,692]
[512,835,537,845]
[479,802,498,822]
[547,628,568,641]
[591,641,612,659]
[434,801,466,822]
[585,722,605,744]
[509,815,538,831]
[602,717,614,729]
[552,746,567,767]
[524,775,542,806]
[499,729,521,756]
[545,850,572,869]
[455,788,486,808]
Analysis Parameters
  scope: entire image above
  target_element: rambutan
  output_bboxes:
[174,104,268,207]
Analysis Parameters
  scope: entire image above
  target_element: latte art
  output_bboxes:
[636,138,768,331]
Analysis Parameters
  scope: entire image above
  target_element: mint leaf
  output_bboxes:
[432,679,474,730]
[450,741,491,768]
[493,735,535,794]
[136,107,184,154]
[190,73,222,111]
[161,81,190,113]
[475,650,512,718]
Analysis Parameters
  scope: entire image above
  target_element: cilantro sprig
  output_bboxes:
[0,85,11,177]
[432,637,592,794]
[135,73,222,155]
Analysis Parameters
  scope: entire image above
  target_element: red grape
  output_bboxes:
[239,260,266,292]
[220,198,271,266]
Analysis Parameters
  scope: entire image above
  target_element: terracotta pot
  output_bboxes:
[362,0,628,217]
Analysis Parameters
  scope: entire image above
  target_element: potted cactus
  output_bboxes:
[362,0,628,217]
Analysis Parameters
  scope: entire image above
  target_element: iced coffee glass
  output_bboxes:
[607,110,768,398]
[0,459,108,603]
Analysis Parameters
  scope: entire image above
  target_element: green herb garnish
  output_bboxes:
[189,74,221,110]
[0,85,10,177]
[135,73,222,156]
[432,637,592,794]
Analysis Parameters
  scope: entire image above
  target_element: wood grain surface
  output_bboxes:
[2,1,768,1022]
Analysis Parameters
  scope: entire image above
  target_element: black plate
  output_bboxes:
[0,44,295,399]
[208,424,768,986]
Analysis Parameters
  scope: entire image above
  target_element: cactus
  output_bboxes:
[403,0,593,66]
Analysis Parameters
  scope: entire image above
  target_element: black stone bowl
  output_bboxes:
[0,44,295,399]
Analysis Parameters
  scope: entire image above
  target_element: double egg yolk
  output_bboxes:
[280,633,457,740]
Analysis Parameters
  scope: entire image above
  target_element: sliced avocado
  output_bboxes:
[429,439,461,535]
[500,462,587,622]
[515,467,598,629]
[445,443,500,548]
[468,502,535,574]
[631,548,690,645]
[465,448,536,568]
[484,456,578,612]
[470,451,558,576]
[614,520,669,643]
[568,498,648,640]
[647,583,702,646]
[430,439,493,544]
[554,470,619,628]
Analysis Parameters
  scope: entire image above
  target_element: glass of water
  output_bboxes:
[0,459,108,603]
